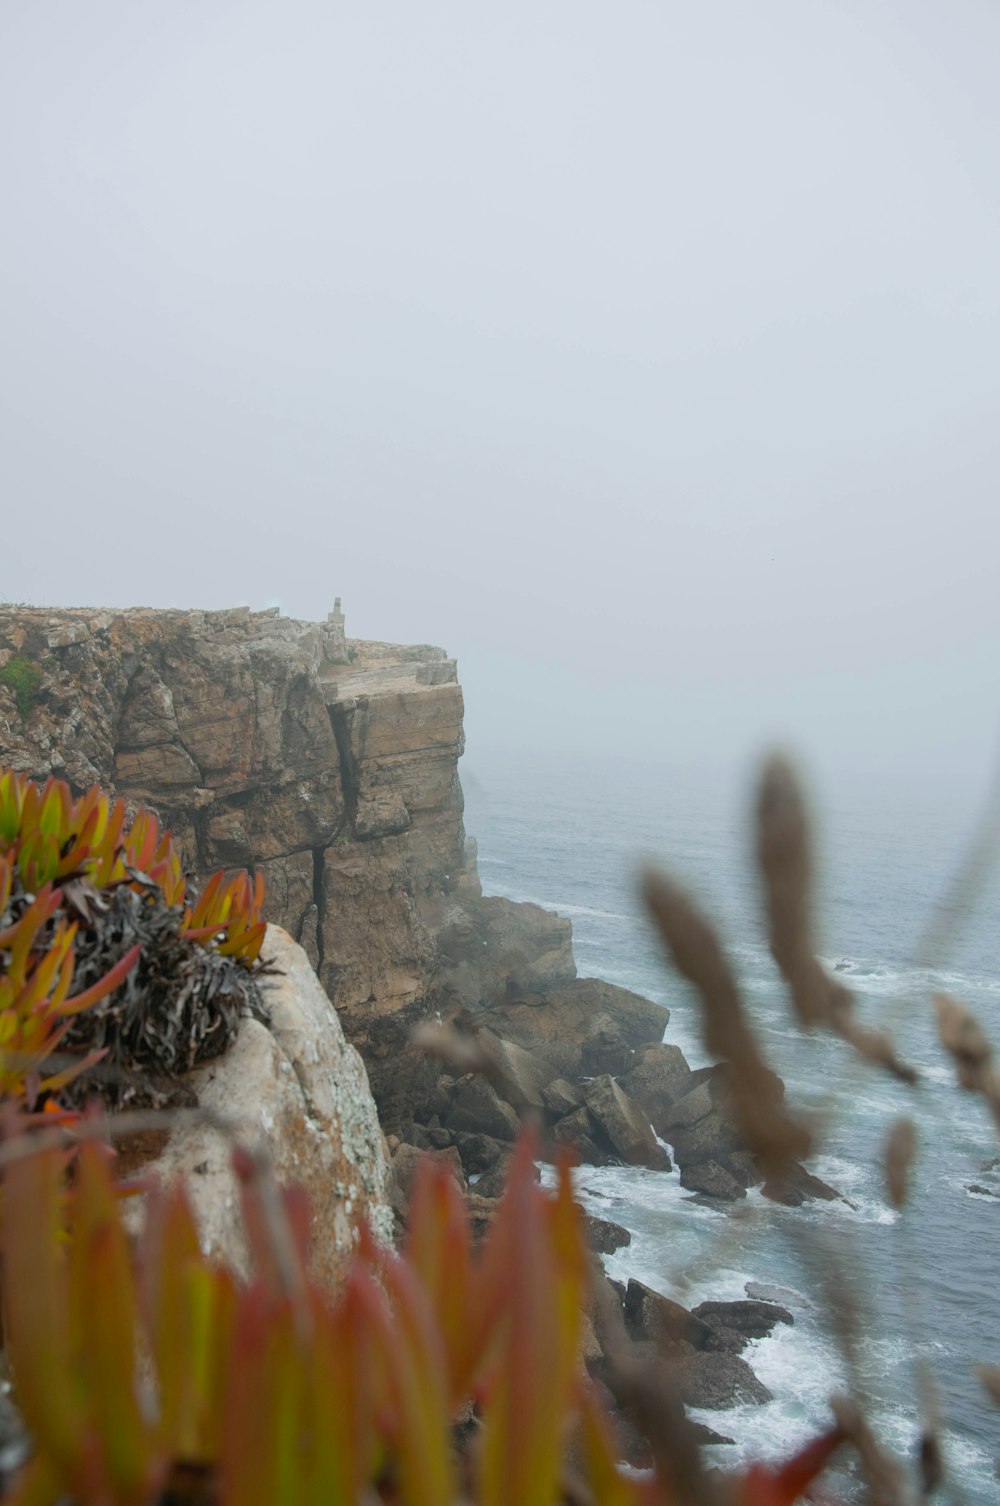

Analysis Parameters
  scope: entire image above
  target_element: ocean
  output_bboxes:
[461,748,1000,1502]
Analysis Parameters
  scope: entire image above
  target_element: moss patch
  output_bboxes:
[0,655,43,720]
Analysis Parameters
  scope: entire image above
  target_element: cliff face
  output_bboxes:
[0,604,579,1130]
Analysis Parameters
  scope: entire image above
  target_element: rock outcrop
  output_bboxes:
[124,924,392,1290]
[0,602,837,1211]
[0,604,666,1144]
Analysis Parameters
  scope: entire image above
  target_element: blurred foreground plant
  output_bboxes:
[0,1129,844,1506]
[0,767,266,1109]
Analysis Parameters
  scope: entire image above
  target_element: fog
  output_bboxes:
[2,1,999,811]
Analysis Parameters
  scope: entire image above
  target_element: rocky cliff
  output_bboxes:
[0,603,631,1133]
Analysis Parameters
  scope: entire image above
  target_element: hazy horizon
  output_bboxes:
[3,1,999,816]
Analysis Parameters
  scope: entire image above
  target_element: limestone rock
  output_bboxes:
[487,977,666,1081]
[445,1076,521,1142]
[124,925,392,1292]
[692,1300,793,1355]
[676,1353,773,1410]
[451,1131,508,1175]
[550,1106,609,1165]
[617,1043,691,1135]
[473,1150,540,1200]
[583,1075,671,1171]
[389,1141,465,1221]
[679,1161,746,1200]
[623,1280,715,1353]
[584,1214,632,1255]
[542,1077,583,1118]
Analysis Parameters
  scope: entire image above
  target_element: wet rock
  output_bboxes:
[623,1280,715,1353]
[550,1106,610,1165]
[585,1214,632,1255]
[662,1080,717,1130]
[472,1151,539,1199]
[486,977,666,1081]
[676,1353,773,1409]
[445,1076,520,1141]
[745,1281,812,1311]
[688,1421,736,1446]
[763,1163,845,1206]
[679,1161,746,1201]
[583,1076,671,1171]
[618,1043,693,1135]
[542,1077,583,1118]
[692,1300,793,1353]
[389,1142,466,1218]
[451,1131,507,1175]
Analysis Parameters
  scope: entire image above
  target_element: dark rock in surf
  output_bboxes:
[623,1280,714,1353]
[445,1076,520,1141]
[585,1214,632,1255]
[617,1042,693,1134]
[676,1353,773,1410]
[542,1076,583,1118]
[679,1161,746,1201]
[692,1300,793,1354]
[583,1075,671,1171]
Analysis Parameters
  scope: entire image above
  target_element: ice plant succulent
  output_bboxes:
[0,767,267,1108]
[0,1129,845,1506]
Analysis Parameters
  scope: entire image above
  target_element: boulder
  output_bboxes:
[445,1076,521,1141]
[482,1029,549,1109]
[763,1163,845,1206]
[679,1162,746,1201]
[623,1280,715,1353]
[389,1142,466,1219]
[584,1215,632,1255]
[745,1281,812,1311]
[583,1076,671,1171]
[451,1131,508,1175]
[580,1012,635,1076]
[472,1151,539,1200]
[486,977,667,1081]
[661,1080,717,1130]
[618,1044,693,1134]
[667,1111,740,1170]
[124,926,392,1292]
[675,1353,773,1410]
[550,1106,610,1165]
[689,1421,736,1446]
[542,1077,583,1118]
[691,1300,793,1355]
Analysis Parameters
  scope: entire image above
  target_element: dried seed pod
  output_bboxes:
[975,1364,1000,1408]
[884,1118,917,1210]
[934,993,1000,1134]
[757,755,916,1084]
[642,867,810,1186]
[831,1395,908,1506]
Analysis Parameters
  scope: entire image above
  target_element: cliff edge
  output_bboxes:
[0,602,660,1136]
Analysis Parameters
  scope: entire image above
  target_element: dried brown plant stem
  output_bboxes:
[642,867,810,1191]
[756,755,916,1084]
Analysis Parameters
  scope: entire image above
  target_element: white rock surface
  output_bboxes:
[128,925,392,1289]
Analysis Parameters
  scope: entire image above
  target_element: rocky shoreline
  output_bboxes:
[0,602,840,1435]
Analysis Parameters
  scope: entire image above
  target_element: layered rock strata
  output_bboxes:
[0,603,838,1207]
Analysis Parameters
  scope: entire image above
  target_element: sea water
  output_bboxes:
[461,749,1000,1501]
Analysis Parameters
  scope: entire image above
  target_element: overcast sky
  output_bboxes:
[2,1,999,810]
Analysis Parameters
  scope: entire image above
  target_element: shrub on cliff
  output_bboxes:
[0,767,267,1110]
